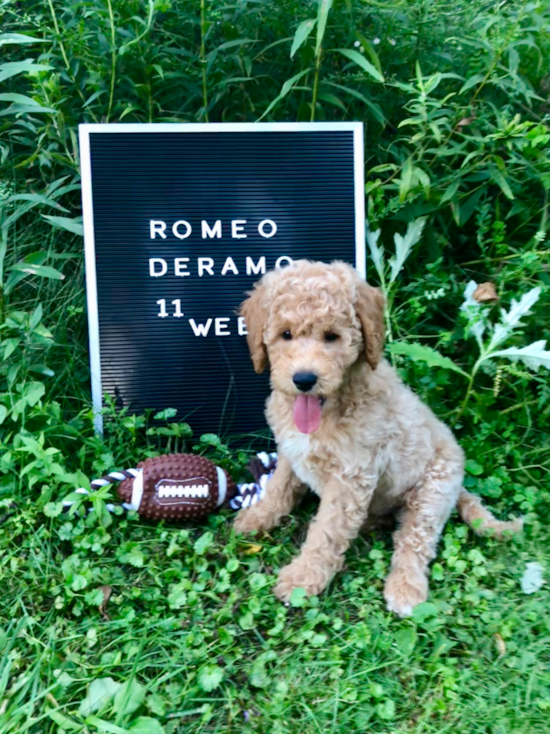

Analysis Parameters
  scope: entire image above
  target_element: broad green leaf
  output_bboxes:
[0,93,57,114]
[394,628,417,656]
[335,48,385,83]
[316,0,334,55]
[0,33,47,47]
[389,217,426,284]
[459,188,485,225]
[289,586,308,607]
[84,717,129,734]
[130,718,166,734]
[116,542,145,567]
[489,340,550,372]
[113,679,145,716]
[3,338,20,360]
[440,179,461,205]
[8,262,65,282]
[153,407,177,420]
[198,665,224,692]
[5,193,69,212]
[193,531,214,556]
[257,68,312,121]
[317,92,346,110]
[465,459,483,476]
[366,227,384,284]
[0,61,53,83]
[431,632,455,658]
[46,709,80,731]
[376,699,396,720]
[387,342,468,377]
[488,164,514,200]
[42,215,84,236]
[290,19,316,58]
[0,406,8,425]
[23,381,46,407]
[354,32,383,75]
[411,601,439,623]
[30,303,43,330]
[398,157,415,203]
[79,678,121,716]
[459,73,485,95]
[0,93,45,104]
[167,582,188,610]
[325,82,386,124]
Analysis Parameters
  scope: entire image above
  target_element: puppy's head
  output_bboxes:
[240,260,385,433]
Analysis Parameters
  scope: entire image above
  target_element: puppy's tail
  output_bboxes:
[456,489,523,539]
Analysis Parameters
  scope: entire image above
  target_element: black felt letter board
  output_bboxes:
[80,123,364,437]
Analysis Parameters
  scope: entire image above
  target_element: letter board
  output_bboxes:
[79,123,365,436]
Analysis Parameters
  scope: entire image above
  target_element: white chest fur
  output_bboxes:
[279,432,322,494]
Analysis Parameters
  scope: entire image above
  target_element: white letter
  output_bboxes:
[198,257,215,276]
[172,220,192,240]
[174,257,190,277]
[275,255,293,269]
[215,317,231,336]
[201,220,222,239]
[150,220,167,239]
[246,256,266,276]
[221,257,239,276]
[231,220,247,239]
[157,299,168,317]
[149,258,167,277]
[189,318,213,337]
[238,316,248,336]
[258,219,277,238]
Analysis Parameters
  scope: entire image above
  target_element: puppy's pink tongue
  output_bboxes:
[293,395,322,434]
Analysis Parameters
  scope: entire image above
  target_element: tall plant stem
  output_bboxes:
[46,0,98,121]
[200,0,209,121]
[453,361,480,425]
[105,0,117,123]
[310,47,322,121]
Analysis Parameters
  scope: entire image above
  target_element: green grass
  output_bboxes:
[1,488,549,734]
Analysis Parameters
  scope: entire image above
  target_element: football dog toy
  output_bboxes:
[63,452,278,522]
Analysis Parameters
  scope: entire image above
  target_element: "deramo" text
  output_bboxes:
[149,255,292,278]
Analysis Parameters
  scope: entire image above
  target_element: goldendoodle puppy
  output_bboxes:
[234,260,521,617]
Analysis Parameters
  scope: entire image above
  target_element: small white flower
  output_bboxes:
[373,37,381,45]
[354,40,360,47]
[390,39,396,46]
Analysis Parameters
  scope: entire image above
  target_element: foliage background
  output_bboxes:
[0,0,549,732]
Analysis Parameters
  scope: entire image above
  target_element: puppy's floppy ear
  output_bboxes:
[355,280,385,369]
[239,282,269,374]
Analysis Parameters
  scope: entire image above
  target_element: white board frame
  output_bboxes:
[79,122,365,433]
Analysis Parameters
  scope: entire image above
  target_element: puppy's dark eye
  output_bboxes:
[281,330,292,341]
[324,332,339,342]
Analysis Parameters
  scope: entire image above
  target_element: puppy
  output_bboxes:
[234,260,521,616]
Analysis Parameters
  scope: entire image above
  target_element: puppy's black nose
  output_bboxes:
[293,372,318,392]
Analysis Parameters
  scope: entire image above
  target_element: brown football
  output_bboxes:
[116,453,237,522]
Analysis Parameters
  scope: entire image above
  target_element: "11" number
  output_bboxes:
[156,299,184,318]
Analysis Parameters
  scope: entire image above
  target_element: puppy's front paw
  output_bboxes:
[233,505,274,535]
[384,569,428,618]
[274,559,328,603]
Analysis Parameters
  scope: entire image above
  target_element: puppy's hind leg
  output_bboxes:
[384,453,463,618]
[234,454,305,534]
